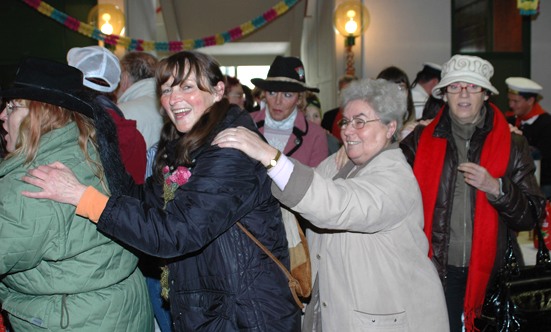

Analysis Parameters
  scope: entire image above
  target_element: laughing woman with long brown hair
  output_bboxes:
[21,51,301,331]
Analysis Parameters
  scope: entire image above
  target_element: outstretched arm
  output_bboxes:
[212,126,279,168]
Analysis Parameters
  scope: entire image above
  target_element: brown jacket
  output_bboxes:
[400,104,546,286]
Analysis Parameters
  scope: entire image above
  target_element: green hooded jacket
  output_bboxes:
[0,123,153,331]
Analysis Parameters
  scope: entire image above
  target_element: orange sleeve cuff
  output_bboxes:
[76,186,109,223]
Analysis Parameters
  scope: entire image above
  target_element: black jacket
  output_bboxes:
[400,105,546,286]
[97,107,301,331]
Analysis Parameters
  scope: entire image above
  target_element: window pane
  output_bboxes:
[237,66,270,90]
[220,66,236,77]
[454,0,523,53]
[455,0,491,52]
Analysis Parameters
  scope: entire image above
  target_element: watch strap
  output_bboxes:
[266,150,282,170]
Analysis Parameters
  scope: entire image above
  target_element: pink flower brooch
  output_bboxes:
[162,166,191,209]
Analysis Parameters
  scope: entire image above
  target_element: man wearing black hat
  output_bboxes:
[506,77,551,198]
[411,62,442,120]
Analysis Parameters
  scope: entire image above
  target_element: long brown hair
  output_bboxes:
[152,51,228,184]
[6,99,106,190]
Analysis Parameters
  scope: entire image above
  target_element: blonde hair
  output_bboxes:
[297,92,307,110]
[6,99,107,191]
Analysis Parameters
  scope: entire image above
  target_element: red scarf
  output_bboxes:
[505,102,546,128]
[413,103,511,332]
[331,108,343,142]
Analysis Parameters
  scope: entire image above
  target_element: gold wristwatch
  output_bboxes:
[266,150,282,170]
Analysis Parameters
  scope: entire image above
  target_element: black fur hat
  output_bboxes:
[0,58,94,118]
[0,57,127,195]
[251,56,319,93]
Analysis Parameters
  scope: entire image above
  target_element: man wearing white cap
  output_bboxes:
[506,77,551,197]
[411,62,442,120]
[400,55,545,332]
[67,46,147,184]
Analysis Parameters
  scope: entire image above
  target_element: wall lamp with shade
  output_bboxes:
[88,4,126,36]
[333,1,370,76]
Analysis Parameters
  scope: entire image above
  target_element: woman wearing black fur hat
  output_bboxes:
[0,58,154,331]
[21,51,301,331]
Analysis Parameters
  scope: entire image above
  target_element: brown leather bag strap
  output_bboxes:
[235,222,304,308]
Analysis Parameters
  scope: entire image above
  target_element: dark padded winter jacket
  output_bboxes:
[96,107,301,331]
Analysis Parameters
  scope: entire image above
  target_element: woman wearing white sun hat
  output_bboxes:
[400,54,546,332]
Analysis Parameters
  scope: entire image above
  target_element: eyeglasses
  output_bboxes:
[228,93,244,98]
[5,103,27,115]
[446,84,483,94]
[337,118,380,130]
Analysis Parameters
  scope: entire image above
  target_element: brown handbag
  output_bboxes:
[288,217,312,298]
[236,221,309,308]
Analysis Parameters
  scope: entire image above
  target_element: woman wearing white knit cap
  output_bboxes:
[400,54,546,332]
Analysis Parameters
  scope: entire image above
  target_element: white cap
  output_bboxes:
[506,77,542,95]
[67,46,120,93]
[431,55,499,98]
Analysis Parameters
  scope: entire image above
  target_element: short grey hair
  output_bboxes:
[340,79,407,142]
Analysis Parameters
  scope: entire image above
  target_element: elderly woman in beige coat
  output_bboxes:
[213,78,449,332]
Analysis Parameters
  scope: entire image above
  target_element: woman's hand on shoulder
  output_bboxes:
[402,121,419,134]
[212,126,279,167]
[21,161,88,206]
[335,145,349,170]
[509,123,523,135]
[419,119,434,126]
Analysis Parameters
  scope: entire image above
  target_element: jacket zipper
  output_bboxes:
[462,139,470,266]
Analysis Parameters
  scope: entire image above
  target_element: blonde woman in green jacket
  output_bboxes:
[0,58,153,331]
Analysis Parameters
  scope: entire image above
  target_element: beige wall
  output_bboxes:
[301,0,338,115]
[359,0,451,83]
[301,0,452,111]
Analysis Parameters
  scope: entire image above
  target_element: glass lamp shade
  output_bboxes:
[332,1,370,37]
[88,4,126,36]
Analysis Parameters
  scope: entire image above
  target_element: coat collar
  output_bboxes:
[164,106,250,169]
[0,122,81,176]
[433,104,493,142]
[256,108,309,155]
[118,78,157,103]
[256,107,308,132]
[332,143,400,180]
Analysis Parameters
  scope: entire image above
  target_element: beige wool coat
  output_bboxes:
[272,144,450,332]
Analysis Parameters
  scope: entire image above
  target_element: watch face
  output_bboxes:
[270,159,277,167]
